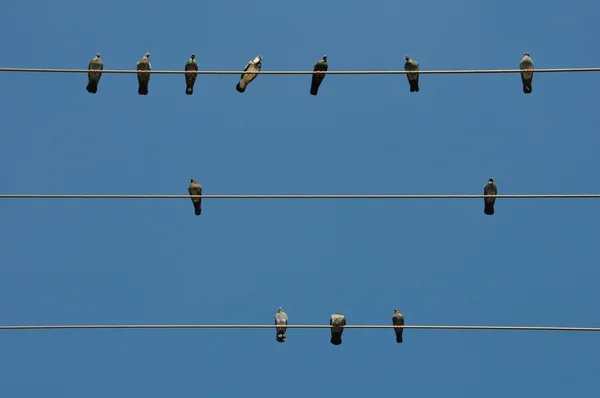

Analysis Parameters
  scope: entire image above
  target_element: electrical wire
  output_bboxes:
[0,194,599,200]
[0,67,599,75]
[0,324,598,332]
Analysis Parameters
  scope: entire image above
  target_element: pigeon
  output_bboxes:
[274,307,288,343]
[404,56,419,92]
[330,312,346,345]
[188,178,202,216]
[310,55,328,96]
[136,52,151,95]
[185,54,199,95]
[520,52,534,94]
[484,177,498,216]
[236,55,262,93]
[392,309,405,343]
[86,53,104,94]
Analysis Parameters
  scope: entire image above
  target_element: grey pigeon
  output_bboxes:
[236,55,262,93]
[310,55,328,96]
[274,307,288,343]
[330,312,346,345]
[520,52,534,94]
[392,309,405,343]
[185,54,199,95]
[404,56,419,92]
[136,52,151,95]
[188,178,202,216]
[86,53,104,94]
[484,177,497,216]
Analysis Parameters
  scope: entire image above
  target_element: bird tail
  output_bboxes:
[409,80,419,93]
[193,202,202,216]
[86,81,98,94]
[276,331,287,343]
[236,82,246,93]
[523,84,532,94]
[395,330,404,344]
[484,202,494,215]
[138,81,149,95]
[186,86,193,95]
[330,332,342,345]
[310,84,319,96]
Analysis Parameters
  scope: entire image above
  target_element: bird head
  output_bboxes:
[404,55,411,61]
[145,52,150,58]
[488,177,494,183]
[278,307,283,312]
[393,309,399,313]
[323,55,327,61]
[190,178,196,183]
[258,55,263,61]
[96,53,101,58]
[191,54,196,59]
[524,52,530,57]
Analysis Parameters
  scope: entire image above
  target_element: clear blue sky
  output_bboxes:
[1,0,599,396]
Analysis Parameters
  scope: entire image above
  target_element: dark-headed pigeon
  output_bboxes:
[274,307,288,343]
[520,52,534,94]
[137,52,151,95]
[185,54,199,95]
[404,56,419,92]
[86,53,103,94]
[236,55,262,93]
[392,309,405,343]
[188,178,202,216]
[484,177,498,216]
[310,55,328,96]
[330,312,346,345]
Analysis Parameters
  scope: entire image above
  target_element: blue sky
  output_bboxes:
[1,0,599,396]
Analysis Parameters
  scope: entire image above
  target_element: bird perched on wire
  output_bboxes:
[188,178,202,216]
[86,53,103,94]
[330,313,346,345]
[310,55,328,96]
[136,52,151,95]
[184,54,199,95]
[519,52,534,94]
[274,307,288,343]
[392,309,405,343]
[404,56,420,92]
[236,55,262,93]
[484,177,497,216]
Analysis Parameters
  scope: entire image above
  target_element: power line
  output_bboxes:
[0,67,599,76]
[0,194,599,200]
[0,324,598,332]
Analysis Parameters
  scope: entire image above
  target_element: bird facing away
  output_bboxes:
[86,53,104,94]
[404,56,420,92]
[310,55,328,96]
[184,54,199,95]
[484,177,498,216]
[520,52,534,94]
[274,307,288,343]
[392,309,405,343]
[236,55,262,93]
[330,313,346,345]
[136,52,151,95]
[188,178,202,216]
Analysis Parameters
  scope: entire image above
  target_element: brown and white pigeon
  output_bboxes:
[188,178,202,216]
[520,52,534,94]
[404,56,420,92]
[236,55,262,93]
